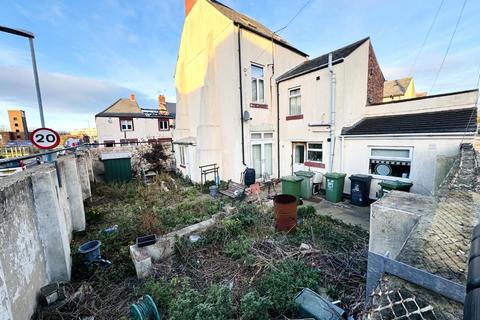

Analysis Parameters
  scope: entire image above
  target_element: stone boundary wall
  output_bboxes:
[0,152,92,320]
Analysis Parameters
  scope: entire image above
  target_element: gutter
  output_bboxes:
[343,132,476,139]
[277,82,280,178]
[237,25,246,165]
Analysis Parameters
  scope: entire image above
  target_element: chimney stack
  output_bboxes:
[185,0,197,16]
[129,93,136,101]
[158,95,169,116]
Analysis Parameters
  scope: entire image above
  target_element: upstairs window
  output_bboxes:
[289,88,301,115]
[120,118,133,131]
[307,143,323,162]
[251,64,264,103]
[369,147,412,179]
[159,120,169,131]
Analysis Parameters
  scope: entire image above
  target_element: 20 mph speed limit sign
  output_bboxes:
[30,128,61,150]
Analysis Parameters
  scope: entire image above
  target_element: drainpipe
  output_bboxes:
[340,135,345,172]
[276,82,280,178]
[237,25,246,165]
[328,53,336,173]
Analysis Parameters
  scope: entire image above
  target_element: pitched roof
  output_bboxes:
[96,98,142,117]
[277,37,369,82]
[208,0,307,57]
[342,107,477,136]
[96,99,176,119]
[383,77,412,98]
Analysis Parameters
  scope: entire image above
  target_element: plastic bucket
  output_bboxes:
[78,240,101,264]
[273,194,297,232]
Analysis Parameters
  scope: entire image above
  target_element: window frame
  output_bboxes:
[306,142,323,163]
[179,145,186,167]
[368,146,413,181]
[159,119,169,131]
[119,117,134,132]
[251,63,265,103]
[289,87,302,116]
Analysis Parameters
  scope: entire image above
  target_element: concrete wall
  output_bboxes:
[96,116,173,144]
[0,154,91,320]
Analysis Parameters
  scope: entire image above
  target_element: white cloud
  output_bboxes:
[0,65,155,130]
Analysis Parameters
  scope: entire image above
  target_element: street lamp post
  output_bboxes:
[0,25,45,127]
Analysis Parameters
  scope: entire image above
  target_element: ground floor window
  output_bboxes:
[104,140,115,147]
[307,143,323,162]
[179,145,186,167]
[369,147,412,179]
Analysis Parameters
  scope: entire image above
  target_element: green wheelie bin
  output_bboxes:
[324,172,346,203]
[280,176,303,199]
[294,171,315,199]
[378,180,413,197]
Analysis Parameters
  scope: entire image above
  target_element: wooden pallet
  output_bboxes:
[219,181,247,199]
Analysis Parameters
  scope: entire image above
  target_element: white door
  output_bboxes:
[251,142,273,179]
[293,142,306,172]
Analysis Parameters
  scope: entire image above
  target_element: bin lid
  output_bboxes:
[281,175,303,183]
[294,170,316,178]
[349,174,372,182]
[379,180,413,188]
[324,172,347,179]
[101,152,132,160]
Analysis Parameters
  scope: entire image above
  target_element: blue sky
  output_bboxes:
[0,0,479,131]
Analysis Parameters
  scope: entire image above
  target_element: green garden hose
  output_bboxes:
[130,295,161,320]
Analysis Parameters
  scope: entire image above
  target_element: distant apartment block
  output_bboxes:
[8,109,29,140]
[95,94,175,146]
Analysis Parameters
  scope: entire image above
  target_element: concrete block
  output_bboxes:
[61,157,86,231]
[370,191,434,259]
[31,167,72,282]
[0,173,47,320]
[130,210,230,279]
[76,154,92,200]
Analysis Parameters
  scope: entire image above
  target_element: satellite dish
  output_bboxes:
[243,110,251,121]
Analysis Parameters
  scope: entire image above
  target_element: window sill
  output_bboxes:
[250,103,268,109]
[286,114,304,121]
[370,174,411,182]
[305,161,325,168]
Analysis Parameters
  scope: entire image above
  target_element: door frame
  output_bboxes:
[250,132,274,180]
[292,142,307,175]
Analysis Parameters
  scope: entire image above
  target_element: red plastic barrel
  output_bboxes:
[274,194,297,232]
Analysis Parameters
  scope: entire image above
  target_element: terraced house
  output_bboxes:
[174,0,479,197]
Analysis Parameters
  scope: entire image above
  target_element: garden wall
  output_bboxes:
[0,153,92,320]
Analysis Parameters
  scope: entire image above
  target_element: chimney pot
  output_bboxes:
[130,93,135,101]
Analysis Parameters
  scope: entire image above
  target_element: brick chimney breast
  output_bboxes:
[185,0,197,16]
[130,93,136,101]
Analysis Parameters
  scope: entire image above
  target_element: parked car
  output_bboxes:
[0,159,26,176]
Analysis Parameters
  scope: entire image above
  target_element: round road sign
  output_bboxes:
[30,128,61,150]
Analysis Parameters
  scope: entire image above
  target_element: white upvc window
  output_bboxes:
[289,87,301,115]
[369,147,413,179]
[120,118,133,131]
[307,142,323,162]
[159,120,169,130]
[251,64,265,103]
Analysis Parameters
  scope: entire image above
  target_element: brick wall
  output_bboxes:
[367,43,385,104]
